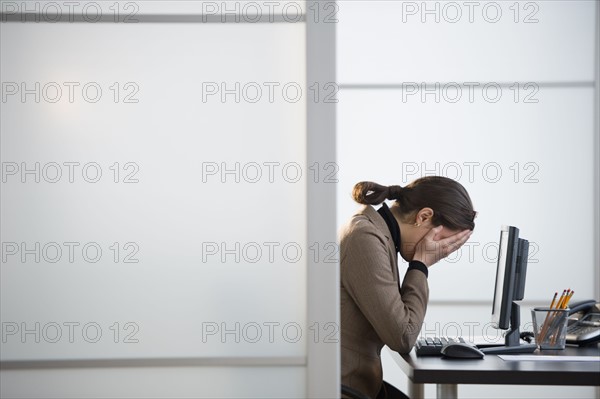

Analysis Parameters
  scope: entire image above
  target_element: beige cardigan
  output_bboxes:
[340,205,429,398]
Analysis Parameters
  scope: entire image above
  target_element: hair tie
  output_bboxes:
[387,185,403,200]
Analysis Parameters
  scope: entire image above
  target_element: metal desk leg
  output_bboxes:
[436,384,457,399]
[408,381,424,399]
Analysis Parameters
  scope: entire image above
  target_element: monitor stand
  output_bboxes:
[480,302,537,354]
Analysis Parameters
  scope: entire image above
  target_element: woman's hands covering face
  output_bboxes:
[412,226,473,267]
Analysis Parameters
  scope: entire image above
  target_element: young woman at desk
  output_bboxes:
[340,177,476,399]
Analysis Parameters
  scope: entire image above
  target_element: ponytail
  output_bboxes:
[352,181,403,205]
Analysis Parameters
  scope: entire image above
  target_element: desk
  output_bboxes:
[388,345,600,399]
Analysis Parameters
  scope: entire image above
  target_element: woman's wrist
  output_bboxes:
[408,260,429,278]
[412,253,432,268]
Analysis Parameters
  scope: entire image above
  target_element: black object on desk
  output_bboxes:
[440,342,485,359]
[415,337,467,356]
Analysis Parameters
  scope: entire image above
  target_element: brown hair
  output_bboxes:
[352,177,476,231]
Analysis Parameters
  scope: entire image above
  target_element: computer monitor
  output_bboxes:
[482,225,537,354]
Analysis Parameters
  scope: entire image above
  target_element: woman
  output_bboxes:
[340,177,476,399]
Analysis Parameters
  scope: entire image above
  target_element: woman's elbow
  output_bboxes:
[387,322,421,353]
[386,335,417,354]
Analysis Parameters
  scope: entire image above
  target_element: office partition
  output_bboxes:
[0,1,338,397]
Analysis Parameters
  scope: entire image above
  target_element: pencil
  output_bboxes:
[540,289,567,343]
[563,289,572,307]
[549,292,558,309]
[563,291,574,309]
[555,290,566,309]
[539,291,561,342]
[550,290,573,345]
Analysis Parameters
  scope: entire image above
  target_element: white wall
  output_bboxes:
[336,1,598,398]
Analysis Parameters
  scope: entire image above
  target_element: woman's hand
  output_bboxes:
[412,226,472,267]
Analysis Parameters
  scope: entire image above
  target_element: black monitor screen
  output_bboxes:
[483,226,536,354]
[491,225,519,330]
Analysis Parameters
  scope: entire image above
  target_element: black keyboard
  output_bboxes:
[414,336,467,356]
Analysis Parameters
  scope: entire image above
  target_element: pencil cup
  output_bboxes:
[531,307,569,350]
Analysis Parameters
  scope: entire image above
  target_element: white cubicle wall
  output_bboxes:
[337,1,598,398]
[0,1,338,398]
